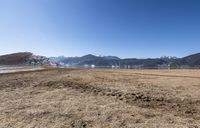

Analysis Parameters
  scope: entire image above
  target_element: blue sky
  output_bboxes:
[0,0,200,58]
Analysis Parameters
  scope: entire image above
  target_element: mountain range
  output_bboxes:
[1,52,200,69]
[50,53,200,69]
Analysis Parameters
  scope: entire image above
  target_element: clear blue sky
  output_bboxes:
[0,0,200,58]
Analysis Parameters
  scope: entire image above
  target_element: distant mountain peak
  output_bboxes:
[80,54,99,61]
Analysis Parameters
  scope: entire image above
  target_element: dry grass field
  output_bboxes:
[1,68,200,128]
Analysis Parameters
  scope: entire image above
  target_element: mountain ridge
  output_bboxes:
[0,52,52,66]
[50,53,200,69]
[1,52,200,68]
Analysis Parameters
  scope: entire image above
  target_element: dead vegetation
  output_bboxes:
[1,68,200,127]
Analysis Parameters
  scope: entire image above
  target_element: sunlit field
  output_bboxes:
[0,68,200,128]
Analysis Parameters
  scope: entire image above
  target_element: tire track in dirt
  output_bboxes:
[39,80,200,120]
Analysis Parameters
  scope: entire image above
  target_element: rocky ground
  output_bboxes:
[0,68,200,128]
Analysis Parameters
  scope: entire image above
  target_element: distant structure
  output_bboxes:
[168,63,171,70]
[112,65,115,69]
[91,64,95,68]
[112,65,120,69]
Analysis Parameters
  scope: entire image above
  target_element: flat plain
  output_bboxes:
[1,68,200,128]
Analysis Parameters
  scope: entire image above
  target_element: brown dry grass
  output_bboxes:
[0,68,200,128]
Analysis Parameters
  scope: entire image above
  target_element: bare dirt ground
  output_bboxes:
[1,68,200,128]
